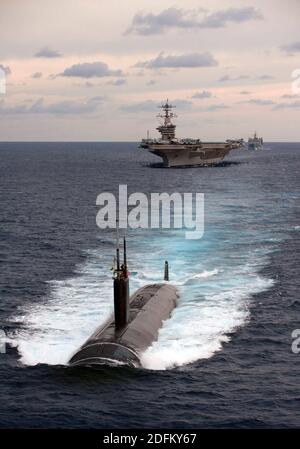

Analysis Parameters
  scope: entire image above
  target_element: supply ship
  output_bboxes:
[248,132,263,150]
[140,100,243,167]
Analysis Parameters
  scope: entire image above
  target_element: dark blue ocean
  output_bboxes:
[0,142,299,428]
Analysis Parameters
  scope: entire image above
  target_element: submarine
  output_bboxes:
[69,234,179,368]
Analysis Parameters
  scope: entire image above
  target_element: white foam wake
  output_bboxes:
[10,244,274,371]
[141,275,274,370]
[10,257,114,366]
[192,269,219,279]
[10,223,272,370]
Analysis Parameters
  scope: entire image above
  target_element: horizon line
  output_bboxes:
[0,140,300,144]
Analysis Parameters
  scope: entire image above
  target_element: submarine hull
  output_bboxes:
[69,283,179,367]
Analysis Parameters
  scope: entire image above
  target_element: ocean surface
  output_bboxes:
[0,142,299,428]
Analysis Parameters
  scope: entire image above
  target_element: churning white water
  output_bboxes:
[11,230,274,370]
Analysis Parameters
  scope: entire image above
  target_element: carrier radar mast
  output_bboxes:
[156,99,177,140]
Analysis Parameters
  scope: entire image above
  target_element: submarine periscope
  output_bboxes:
[69,233,179,368]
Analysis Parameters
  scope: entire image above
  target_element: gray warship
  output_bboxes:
[248,132,263,150]
[140,100,243,167]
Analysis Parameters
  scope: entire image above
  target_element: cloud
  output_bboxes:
[173,99,193,109]
[256,74,274,80]
[273,101,300,110]
[202,103,230,111]
[191,90,212,99]
[0,100,27,114]
[146,79,156,86]
[107,78,126,86]
[135,52,218,69]
[30,97,104,114]
[120,100,157,113]
[126,6,263,35]
[218,74,249,82]
[34,47,62,58]
[240,99,275,105]
[0,64,11,75]
[281,94,299,99]
[73,81,95,88]
[219,74,273,83]
[31,72,43,79]
[59,61,123,78]
[281,41,300,55]
[200,7,263,27]
[0,96,104,115]
[240,90,251,95]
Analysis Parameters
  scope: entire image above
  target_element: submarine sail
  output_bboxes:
[69,235,178,367]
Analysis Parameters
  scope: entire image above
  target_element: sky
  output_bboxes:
[0,0,299,141]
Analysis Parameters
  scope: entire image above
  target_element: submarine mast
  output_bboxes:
[164,260,169,281]
[113,221,129,330]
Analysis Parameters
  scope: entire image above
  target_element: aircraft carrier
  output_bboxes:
[140,100,243,167]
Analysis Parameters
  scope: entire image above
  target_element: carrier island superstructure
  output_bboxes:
[140,100,243,167]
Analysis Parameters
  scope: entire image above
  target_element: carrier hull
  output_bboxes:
[248,143,263,151]
[142,141,240,167]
